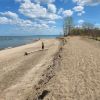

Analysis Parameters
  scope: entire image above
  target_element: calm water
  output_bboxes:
[0,35,60,50]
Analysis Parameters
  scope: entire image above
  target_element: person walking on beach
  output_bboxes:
[42,41,44,50]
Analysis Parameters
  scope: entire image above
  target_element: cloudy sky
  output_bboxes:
[0,0,100,35]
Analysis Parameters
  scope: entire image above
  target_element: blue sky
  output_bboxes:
[0,0,100,36]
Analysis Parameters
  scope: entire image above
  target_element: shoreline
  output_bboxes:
[0,35,61,51]
[0,39,40,51]
[0,36,61,51]
[0,37,62,51]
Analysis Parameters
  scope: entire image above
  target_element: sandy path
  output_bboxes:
[0,39,60,100]
[42,36,100,100]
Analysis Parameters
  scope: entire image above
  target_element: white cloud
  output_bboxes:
[3,0,64,35]
[0,17,11,24]
[48,21,56,24]
[73,5,84,12]
[19,1,47,18]
[19,19,33,26]
[0,11,18,19]
[73,0,100,6]
[77,10,85,16]
[19,0,61,20]
[76,19,85,28]
[73,5,85,16]
[0,15,51,29]
[41,23,49,28]
[63,10,73,17]
[34,0,55,4]
[48,4,57,13]
[78,19,84,24]
[73,0,87,5]
[0,11,33,27]
[58,8,64,14]
[46,13,62,20]
[0,11,58,34]
[16,0,55,4]
[77,13,82,16]
[33,19,56,25]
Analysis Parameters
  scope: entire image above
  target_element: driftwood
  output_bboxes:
[24,52,29,56]
[24,49,48,56]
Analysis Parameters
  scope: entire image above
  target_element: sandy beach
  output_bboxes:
[0,38,61,100]
[0,36,100,100]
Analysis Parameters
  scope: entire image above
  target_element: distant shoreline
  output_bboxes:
[0,35,60,51]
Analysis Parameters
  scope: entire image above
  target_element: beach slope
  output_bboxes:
[0,38,61,100]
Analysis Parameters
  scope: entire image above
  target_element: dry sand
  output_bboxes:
[0,36,100,100]
[43,36,100,100]
[0,38,61,100]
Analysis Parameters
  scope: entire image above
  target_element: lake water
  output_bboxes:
[0,35,60,50]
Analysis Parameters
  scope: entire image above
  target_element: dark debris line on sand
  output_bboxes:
[26,38,65,100]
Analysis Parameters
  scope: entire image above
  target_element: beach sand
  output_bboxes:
[0,38,61,100]
[0,36,100,100]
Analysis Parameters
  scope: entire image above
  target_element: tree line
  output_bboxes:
[63,17,100,40]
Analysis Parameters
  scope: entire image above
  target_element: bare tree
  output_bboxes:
[63,16,73,36]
